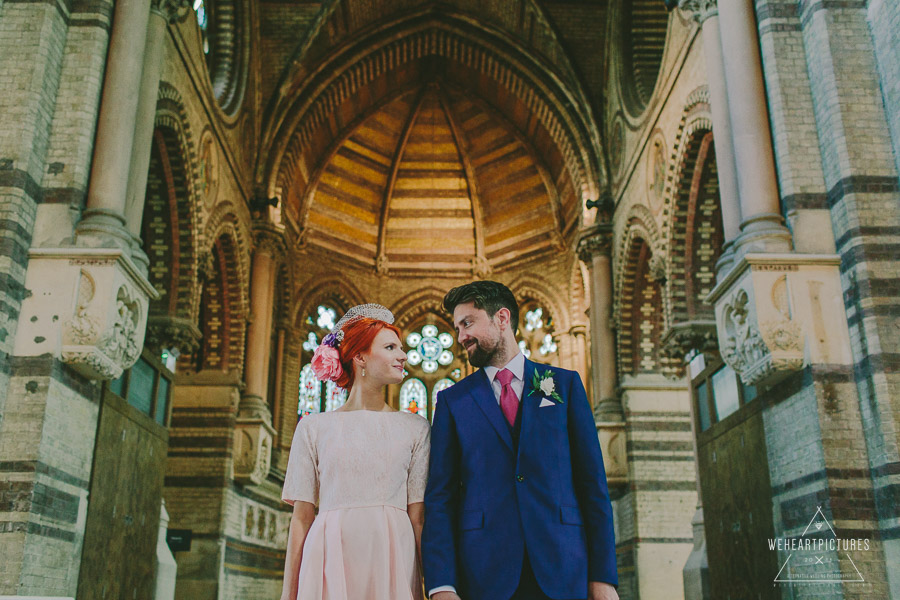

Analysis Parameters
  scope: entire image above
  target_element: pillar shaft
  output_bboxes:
[716,0,792,254]
[577,225,621,421]
[79,0,151,242]
[243,249,275,407]
[125,8,169,239]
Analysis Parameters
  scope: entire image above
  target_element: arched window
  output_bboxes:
[400,378,428,418]
[518,302,559,364]
[193,0,209,55]
[297,303,347,419]
[400,322,462,420]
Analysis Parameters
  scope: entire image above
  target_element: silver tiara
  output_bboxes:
[321,304,394,347]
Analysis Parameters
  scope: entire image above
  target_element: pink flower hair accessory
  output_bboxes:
[311,344,342,382]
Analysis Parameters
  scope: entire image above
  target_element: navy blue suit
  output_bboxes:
[422,360,617,600]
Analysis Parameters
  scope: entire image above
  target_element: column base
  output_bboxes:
[706,253,853,387]
[233,417,276,486]
[13,247,158,379]
[595,417,627,489]
[733,213,793,258]
[75,208,133,253]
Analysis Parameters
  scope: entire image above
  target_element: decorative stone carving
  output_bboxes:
[661,320,718,362]
[596,422,627,490]
[472,255,492,279]
[253,223,285,259]
[648,251,667,282]
[146,315,203,355]
[16,248,157,379]
[197,250,216,284]
[233,418,275,486]
[707,253,852,387]
[375,254,390,276]
[152,0,191,23]
[576,223,613,263]
[241,498,288,547]
[679,0,718,23]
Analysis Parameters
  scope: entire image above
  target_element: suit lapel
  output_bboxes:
[517,359,540,460]
[469,369,514,453]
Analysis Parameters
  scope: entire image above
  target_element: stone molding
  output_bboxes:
[679,0,718,23]
[15,248,158,380]
[146,315,203,355]
[576,223,613,263]
[252,223,286,259]
[706,253,852,386]
[662,320,719,362]
[233,418,276,486]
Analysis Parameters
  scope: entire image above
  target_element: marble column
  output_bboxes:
[716,0,792,256]
[577,224,621,421]
[124,0,190,266]
[76,0,153,251]
[679,0,743,278]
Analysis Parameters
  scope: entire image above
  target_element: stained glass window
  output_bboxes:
[400,378,428,419]
[518,302,557,364]
[193,0,209,55]
[432,378,454,411]
[540,333,557,356]
[298,303,345,419]
[299,364,321,419]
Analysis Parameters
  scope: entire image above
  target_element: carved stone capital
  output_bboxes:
[15,248,157,379]
[648,251,667,282]
[596,421,627,491]
[253,224,286,259]
[151,0,191,23]
[679,0,718,23]
[472,255,492,279]
[707,254,852,387]
[233,419,276,486]
[576,223,613,263]
[197,251,216,284]
[375,254,390,276]
[146,316,202,355]
[661,320,718,362]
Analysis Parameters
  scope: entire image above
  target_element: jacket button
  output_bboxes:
[516,474,524,482]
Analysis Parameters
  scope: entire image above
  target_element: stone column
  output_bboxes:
[577,224,620,420]
[241,233,280,421]
[715,0,792,256]
[76,0,153,252]
[271,325,286,436]
[679,0,743,278]
[124,0,190,262]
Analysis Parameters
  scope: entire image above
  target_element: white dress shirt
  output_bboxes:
[428,352,525,598]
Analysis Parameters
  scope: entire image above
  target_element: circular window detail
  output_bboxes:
[192,0,248,115]
[620,0,670,115]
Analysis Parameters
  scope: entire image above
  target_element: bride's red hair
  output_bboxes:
[335,318,401,389]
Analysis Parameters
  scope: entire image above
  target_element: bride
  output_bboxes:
[280,304,430,600]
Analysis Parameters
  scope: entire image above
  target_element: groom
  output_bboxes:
[423,281,618,600]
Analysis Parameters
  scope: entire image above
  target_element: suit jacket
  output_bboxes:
[422,360,617,600]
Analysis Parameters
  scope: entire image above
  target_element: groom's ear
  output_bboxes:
[494,307,512,330]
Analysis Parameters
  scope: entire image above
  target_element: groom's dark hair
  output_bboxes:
[443,280,519,333]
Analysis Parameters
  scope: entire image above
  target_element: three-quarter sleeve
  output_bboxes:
[282,417,319,506]
[407,418,432,504]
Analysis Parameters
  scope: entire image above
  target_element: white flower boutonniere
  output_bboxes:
[529,369,563,403]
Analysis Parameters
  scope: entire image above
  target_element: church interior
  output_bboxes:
[0,0,898,598]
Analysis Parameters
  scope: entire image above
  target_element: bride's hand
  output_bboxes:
[431,592,461,600]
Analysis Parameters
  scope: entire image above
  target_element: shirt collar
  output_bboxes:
[484,351,526,383]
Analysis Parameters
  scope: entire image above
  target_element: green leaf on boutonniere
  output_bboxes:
[529,369,563,403]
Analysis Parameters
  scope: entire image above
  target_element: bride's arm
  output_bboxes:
[408,501,425,576]
[281,501,316,600]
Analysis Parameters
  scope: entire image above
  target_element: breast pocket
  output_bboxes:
[460,510,484,531]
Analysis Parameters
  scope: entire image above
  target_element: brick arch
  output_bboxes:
[265,11,604,221]
[614,0,673,117]
[205,201,251,294]
[613,204,661,323]
[291,278,365,331]
[146,83,203,323]
[201,0,249,115]
[665,128,723,326]
[196,231,246,373]
[617,234,666,377]
[393,288,449,332]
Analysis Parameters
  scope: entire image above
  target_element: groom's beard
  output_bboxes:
[465,337,499,368]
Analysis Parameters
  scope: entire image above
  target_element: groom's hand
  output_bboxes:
[589,581,619,600]
[431,592,461,600]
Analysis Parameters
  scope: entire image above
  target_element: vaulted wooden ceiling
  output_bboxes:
[303,84,561,274]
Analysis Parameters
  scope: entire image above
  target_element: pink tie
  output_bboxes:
[496,368,519,426]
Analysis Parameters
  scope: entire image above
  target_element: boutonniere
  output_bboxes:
[529,369,563,403]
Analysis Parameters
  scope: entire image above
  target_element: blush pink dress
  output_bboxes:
[282,410,430,600]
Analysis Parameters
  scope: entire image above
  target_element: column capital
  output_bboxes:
[151,0,191,23]
[576,223,613,263]
[678,0,718,23]
[253,223,286,259]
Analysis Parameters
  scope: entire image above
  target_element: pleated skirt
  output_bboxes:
[296,505,423,600]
